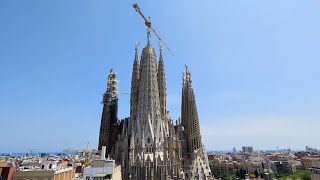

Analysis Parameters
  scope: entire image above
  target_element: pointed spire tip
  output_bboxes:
[147,28,151,44]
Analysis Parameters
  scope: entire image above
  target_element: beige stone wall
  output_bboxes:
[12,170,54,180]
[53,169,74,180]
[311,173,320,180]
[0,161,8,167]
[12,169,74,180]
[112,165,122,180]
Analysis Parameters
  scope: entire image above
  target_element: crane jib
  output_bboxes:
[132,3,174,56]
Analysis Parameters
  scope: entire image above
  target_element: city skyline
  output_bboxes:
[1,0,320,153]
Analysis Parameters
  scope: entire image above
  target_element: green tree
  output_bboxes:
[301,172,311,180]
[278,170,311,180]
[254,169,259,178]
[236,169,240,178]
[239,167,247,179]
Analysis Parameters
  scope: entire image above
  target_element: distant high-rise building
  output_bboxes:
[306,146,319,153]
[242,146,253,153]
[233,147,237,153]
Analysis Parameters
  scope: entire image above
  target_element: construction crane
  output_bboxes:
[63,142,97,156]
[63,142,97,167]
[28,148,36,156]
[133,3,174,56]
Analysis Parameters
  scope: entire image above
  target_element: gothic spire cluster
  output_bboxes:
[98,37,212,179]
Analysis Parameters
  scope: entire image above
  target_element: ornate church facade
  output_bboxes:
[98,35,212,180]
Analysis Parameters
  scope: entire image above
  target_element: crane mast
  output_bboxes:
[133,3,174,56]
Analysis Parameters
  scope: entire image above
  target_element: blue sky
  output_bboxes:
[0,0,319,153]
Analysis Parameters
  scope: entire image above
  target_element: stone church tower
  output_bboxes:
[137,35,161,132]
[158,46,167,123]
[181,65,203,156]
[98,69,118,156]
[129,43,140,133]
[98,34,212,179]
[180,65,212,179]
[126,34,183,179]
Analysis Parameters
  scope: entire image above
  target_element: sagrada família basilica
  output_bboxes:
[97,30,212,180]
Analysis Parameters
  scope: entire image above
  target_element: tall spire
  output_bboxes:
[181,65,202,155]
[98,69,119,157]
[184,64,192,88]
[147,28,151,44]
[137,39,161,131]
[158,42,167,122]
[129,42,140,132]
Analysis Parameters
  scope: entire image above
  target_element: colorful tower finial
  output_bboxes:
[158,41,163,52]
[135,41,140,52]
[147,27,151,44]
